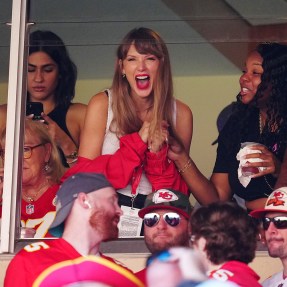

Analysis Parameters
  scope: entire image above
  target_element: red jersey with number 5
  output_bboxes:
[4,238,128,287]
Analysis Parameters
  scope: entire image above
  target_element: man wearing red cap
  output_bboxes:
[136,188,193,284]
[4,173,144,287]
[250,186,287,287]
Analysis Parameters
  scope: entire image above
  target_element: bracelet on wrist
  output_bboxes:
[178,158,192,174]
[65,150,78,165]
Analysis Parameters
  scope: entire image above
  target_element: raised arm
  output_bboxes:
[168,137,219,205]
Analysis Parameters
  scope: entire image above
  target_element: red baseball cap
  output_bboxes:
[250,187,287,218]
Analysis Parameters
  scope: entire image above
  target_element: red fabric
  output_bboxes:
[21,184,59,238]
[33,256,143,287]
[209,260,261,287]
[135,268,147,285]
[4,238,131,287]
[63,133,188,196]
[62,132,147,191]
[144,144,189,195]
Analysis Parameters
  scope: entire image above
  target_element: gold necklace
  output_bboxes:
[22,181,49,202]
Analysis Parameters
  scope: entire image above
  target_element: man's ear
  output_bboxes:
[196,237,207,252]
[77,193,89,209]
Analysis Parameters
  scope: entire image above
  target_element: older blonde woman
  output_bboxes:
[0,119,65,238]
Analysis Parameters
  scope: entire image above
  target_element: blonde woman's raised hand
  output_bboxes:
[148,121,169,153]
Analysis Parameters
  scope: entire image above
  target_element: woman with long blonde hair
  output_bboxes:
[79,27,193,210]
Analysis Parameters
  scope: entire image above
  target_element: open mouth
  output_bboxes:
[136,75,150,90]
[241,87,250,94]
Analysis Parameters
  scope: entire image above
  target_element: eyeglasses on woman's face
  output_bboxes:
[0,143,44,160]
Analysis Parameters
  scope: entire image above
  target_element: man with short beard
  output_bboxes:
[5,173,144,287]
[250,187,287,287]
[136,189,192,284]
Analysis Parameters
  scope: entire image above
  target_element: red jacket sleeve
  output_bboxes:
[61,133,147,189]
[144,145,189,195]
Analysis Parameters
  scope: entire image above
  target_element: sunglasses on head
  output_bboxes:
[143,212,181,227]
[262,216,287,230]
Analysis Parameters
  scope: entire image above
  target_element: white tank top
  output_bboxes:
[102,89,176,197]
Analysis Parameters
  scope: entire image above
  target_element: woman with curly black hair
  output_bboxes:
[190,201,261,287]
[212,43,287,210]
[168,43,287,210]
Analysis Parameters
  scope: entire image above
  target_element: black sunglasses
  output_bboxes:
[143,212,181,227]
[262,216,287,230]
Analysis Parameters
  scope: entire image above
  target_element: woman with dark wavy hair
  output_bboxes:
[0,30,86,167]
[190,201,261,287]
[168,43,287,210]
[79,27,193,210]
[27,30,87,167]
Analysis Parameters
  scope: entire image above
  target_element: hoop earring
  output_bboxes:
[122,73,126,78]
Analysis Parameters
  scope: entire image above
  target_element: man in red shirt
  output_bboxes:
[190,201,261,287]
[4,172,143,287]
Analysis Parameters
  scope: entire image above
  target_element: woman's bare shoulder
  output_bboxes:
[88,91,109,107]
[68,102,87,115]
[175,99,193,124]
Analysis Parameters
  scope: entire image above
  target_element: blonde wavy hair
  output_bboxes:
[24,119,65,183]
[111,27,178,140]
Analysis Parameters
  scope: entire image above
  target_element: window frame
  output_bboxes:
[0,0,28,253]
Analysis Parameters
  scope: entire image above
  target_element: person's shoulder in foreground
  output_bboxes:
[4,238,79,287]
[33,255,144,287]
[209,261,261,287]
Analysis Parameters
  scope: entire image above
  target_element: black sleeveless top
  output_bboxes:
[48,104,76,167]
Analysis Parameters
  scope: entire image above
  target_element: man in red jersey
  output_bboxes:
[190,202,261,287]
[4,172,143,287]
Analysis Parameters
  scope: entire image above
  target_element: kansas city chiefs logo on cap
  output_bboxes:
[267,189,287,207]
[152,189,178,203]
